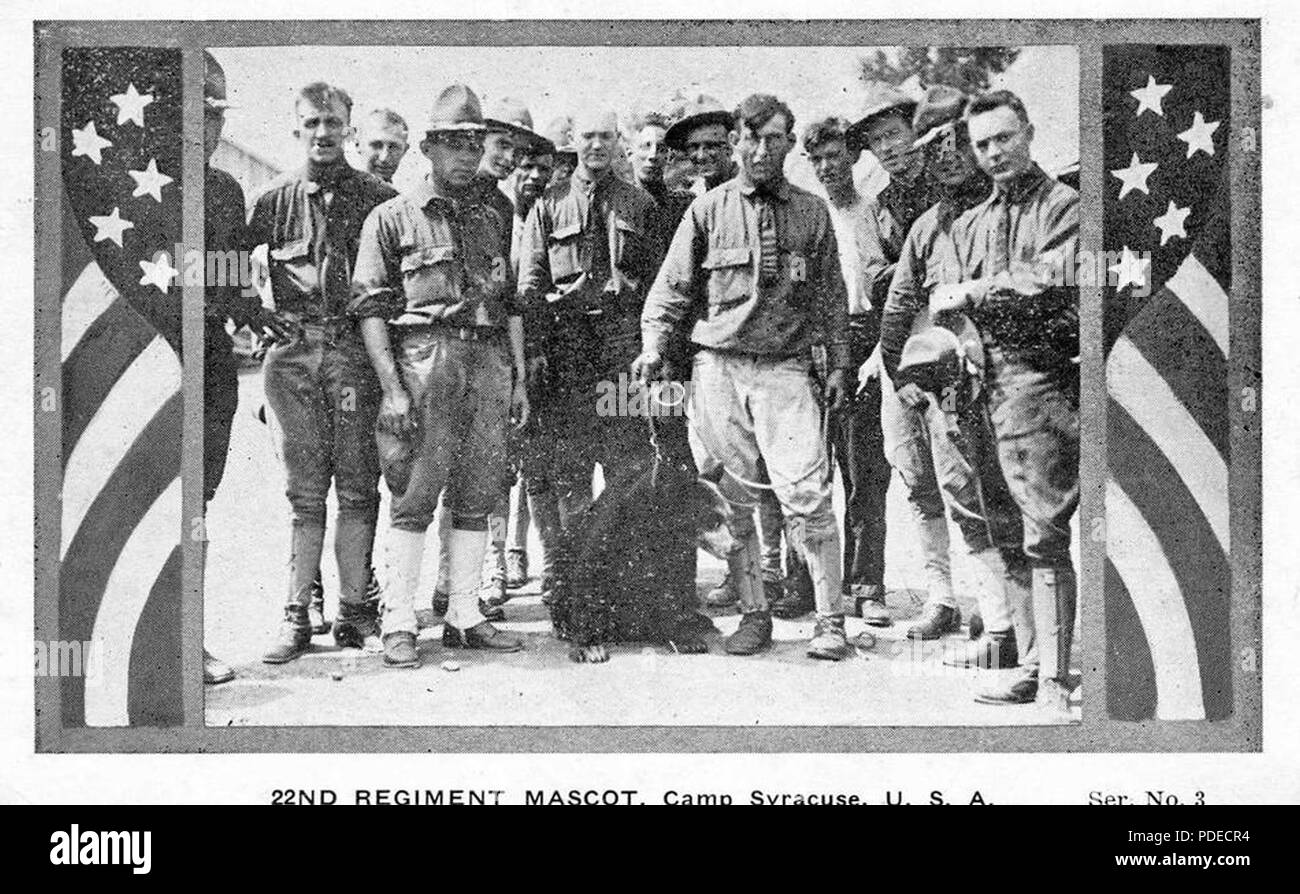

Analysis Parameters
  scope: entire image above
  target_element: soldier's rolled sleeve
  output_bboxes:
[814,210,853,371]
[641,202,703,356]
[348,206,402,320]
[880,226,927,380]
[860,204,898,310]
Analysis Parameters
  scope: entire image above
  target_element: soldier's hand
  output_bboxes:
[378,387,415,438]
[856,345,881,393]
[825,369,854,414]
[252,307,294,345]
[895,382,929,410]
[631,349,664,384]
[511,379,530,431]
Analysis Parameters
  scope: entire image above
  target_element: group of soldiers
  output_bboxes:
[199,51,1080,712]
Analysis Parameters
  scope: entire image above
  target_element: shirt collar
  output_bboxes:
[993,162,1047,204]
[573,166,614,194]
[409,176,461,212]
[299,161,354,195]
[738,175,791,202]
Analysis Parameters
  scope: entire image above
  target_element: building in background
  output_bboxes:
[211,135,282,213]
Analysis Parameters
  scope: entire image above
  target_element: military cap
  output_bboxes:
[911,84,970,148]
[845,82,918,150]
[484,97,556,154]
[664,94,733,150]
[424,84,488,134]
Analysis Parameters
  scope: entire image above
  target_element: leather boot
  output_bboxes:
[262,603,312,663]
[333,594,382,651]
[907,602,961,640]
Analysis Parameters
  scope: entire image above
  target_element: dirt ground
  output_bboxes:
[204,369,1081,728]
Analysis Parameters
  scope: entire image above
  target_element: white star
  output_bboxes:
[110,83,154,127]
[1111,152,1158,201]
[138,252,179,293]
[1109,246,1151,293]
[87,206,134,248]
[1177,111,1220,159]
[71,121,112,165]
[1152,200,1192,246]
[128,158,173,202]
[1130,76,1173,117]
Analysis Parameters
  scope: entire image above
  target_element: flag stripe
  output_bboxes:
[61,337,179,557]
[1105,479,1206,720]
[1107,334,1229,553]
[1120,289,1230,460]
[1109,402,1233,720]
[60,262,119,363]
[127,545,184,727]
[1165,251,1229,356]
[1104,560,1159,721]
[59,391,181,726]
[61,298,161,463]
[84,479,181,727]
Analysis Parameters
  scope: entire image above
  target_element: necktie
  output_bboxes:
[317,189,351,317]
[991,192,1012,274]
[757,194,780,285]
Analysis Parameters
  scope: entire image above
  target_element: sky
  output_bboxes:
[214,44,1079,195]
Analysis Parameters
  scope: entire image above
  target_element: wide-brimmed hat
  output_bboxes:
[664,94,733,150]
[845,82,918,150]
[911,84,970,148]
[424,84,488,134]
[484,97,555,154]
[204,51,234,110]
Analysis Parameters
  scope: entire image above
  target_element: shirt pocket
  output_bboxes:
[546,222,586,282]
[613,215,650,277]
[701,245,754,309]
[399,243,461,307]
[267,237,315,299]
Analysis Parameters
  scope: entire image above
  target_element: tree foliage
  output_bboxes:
[859,47,1022,93]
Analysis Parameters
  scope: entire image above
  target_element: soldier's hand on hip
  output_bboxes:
[511,380,530,431]
[895,382,929,410]
[379,387,415,438]
[631,349,664,384]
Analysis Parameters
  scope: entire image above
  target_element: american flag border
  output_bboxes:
[32,17,1261,753]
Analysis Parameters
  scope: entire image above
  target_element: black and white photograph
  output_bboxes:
[25,12,1268,764]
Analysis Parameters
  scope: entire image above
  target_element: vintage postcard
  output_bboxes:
[26,14,1263,762]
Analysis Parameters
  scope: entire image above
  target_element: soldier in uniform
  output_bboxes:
[501,128,556,591]
[930,90,1080,711]
[357,108,410,184]
[519,108,707,660]
[877,86,1031,672]
[664,96,790,612]
[427,98,547,621]
[248,82,399,664]
[635,94,856,660]
[200,52,291,684]
[798,116,893,629]
[542,116,578,187]
[351,84,529,669]
[848,83,974,639]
